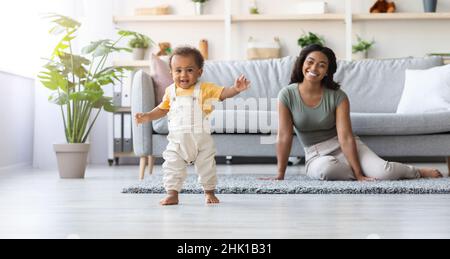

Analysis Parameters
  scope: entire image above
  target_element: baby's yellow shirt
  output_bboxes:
[158,82,225,115]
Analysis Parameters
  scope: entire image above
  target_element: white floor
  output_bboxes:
[0,163,449,239]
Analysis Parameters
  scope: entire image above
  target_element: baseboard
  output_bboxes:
[0,162,32,172]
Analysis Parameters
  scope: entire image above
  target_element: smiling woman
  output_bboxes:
[272,44,443,182]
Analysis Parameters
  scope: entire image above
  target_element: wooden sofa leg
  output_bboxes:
[139,157,148,180]
[446,157,450,176]
[148,156,155,175]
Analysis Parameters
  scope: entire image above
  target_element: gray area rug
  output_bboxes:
[122,174,450,194]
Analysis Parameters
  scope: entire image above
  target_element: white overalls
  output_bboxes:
[162,82,217,192]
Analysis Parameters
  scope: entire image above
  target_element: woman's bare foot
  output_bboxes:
[419,168,443,179]
[160,190,179,206]
[205,190,220,204]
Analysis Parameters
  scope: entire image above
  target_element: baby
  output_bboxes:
[135,46,250,206]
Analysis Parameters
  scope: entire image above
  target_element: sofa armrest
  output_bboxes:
[131,70,155,156]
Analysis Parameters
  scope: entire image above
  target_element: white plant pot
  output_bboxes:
[195,2,204,15]
[353,51,369,60]
[132,48,147,60]
[54,143,90,179]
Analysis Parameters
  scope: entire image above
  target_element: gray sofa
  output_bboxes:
[132,56,450,179]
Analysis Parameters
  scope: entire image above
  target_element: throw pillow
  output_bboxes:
[396,64,450,114]
[150,54,173,104]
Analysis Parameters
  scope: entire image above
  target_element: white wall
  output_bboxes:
[81,0,117,166]
[0,72,34,170]
[32,0,80,169]
[113,0,450,60]
[0,1,41,78]
[352,0,450,58]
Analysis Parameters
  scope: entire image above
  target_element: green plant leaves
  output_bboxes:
[93,96,116,112]
[82,40,111,55]
[48,92,69,105]
[298,32,325,48]
[40,14,138,143]
[352,36,375,54]
[44,14,81,35]
[59,52,90,79]
[38,64,69,91]
[118,29,154,49]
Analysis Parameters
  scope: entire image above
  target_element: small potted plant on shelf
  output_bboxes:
[128,32,154,60]
[38,14,135,179]
[192,0,209,15]
[352,35,375,60]
[249,0,260,14]
[297,31,326,48]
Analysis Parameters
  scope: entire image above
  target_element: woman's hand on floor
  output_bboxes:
[356,175,376,182]
[259,175,285,181]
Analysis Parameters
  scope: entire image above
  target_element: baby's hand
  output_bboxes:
[135,112,148,125]
[233,75,251,93]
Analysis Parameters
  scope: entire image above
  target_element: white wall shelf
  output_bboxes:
[232,14,345,22]
[113,11,450,62]
[114,14,346,23]
[113,60,149,68]
[114,13,450,23]
[113,15,225,23]
[353,12,450,21]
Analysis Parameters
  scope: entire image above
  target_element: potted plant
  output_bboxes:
[352,35,375,60]
[249,0,260,14]
[297,31,326,48]
[38,14,134,179]
[128,32,154,60]
[192,0,209,15]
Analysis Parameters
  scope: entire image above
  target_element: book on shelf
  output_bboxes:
[121,71,134,108]
[113,113,134,154]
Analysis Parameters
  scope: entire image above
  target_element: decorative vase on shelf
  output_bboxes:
[194,2,204,15]
[353,51,369,60]
[423,0,438,13]
[132,48,146,60]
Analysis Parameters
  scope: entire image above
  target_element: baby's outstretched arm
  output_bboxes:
[135,107,169,125]
[219,75,251,101]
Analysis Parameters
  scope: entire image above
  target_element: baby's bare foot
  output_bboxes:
[160,191,179,206]
[205,190,220,204]
[419,168,443,179]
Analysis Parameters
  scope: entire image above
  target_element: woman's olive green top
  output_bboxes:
[278,84,348,147]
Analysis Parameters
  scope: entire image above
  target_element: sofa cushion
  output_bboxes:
[397,64,450,114]
[150,54,173,104]
[201,56,296,111]
[201,56,442,113]
[153,111,450,136]
[335,57,443,113]
[351,112,450,135]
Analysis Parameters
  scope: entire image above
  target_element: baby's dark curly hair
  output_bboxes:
[169,46,205,69]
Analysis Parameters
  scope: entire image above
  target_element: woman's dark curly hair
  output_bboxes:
[290,44,340,90]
